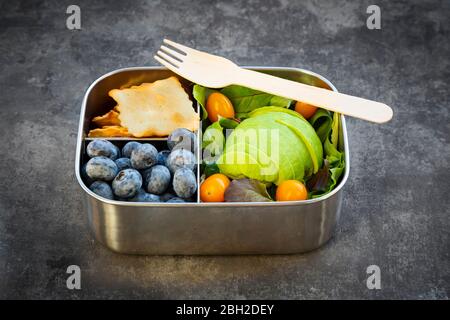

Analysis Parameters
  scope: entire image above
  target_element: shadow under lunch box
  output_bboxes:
[75,66,350,255]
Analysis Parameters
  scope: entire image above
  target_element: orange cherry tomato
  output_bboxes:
[295,101,318,119]
[276,180,308,201]
[206,92,235,122]
[200,173,231,202]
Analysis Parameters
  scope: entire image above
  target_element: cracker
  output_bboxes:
[92,110,121,127]
[88,126,132,137]
[109,76,199,137]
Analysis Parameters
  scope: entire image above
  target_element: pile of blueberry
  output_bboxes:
[81,128,197,203]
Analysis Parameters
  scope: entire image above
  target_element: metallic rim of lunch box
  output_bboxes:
[75,66,350,207]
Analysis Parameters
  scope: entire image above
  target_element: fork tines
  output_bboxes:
[154,39,188,70]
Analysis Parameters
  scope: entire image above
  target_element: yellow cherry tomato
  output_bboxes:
[276,180,308,201]
[295,101,318,119]
[206,92,235,122]
[200,173,231,202]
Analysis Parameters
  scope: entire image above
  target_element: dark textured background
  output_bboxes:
[0,0,448,299]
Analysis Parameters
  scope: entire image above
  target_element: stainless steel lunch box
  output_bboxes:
[75,67,350,255]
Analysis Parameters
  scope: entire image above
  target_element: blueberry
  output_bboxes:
[172,142,198,155]
[128,188,161,202]
[85,156,119,181]
[168,128,197,153]
[112,169,142,198]
[86,139,119,160]
[115,157,132,171]
[114,145,121,158]
[157,150,171,166]
[166,197,185,203]
[130,143,158,170]
[160,192,176,202]
[122,141,141,158]
[172,168,197,199]
[81,162,94,185]
[89,181,114,200]
[143,165,171,195]
[140,167,152,181]
[166,149,196,174]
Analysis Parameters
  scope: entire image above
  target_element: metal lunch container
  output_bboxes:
[75,67,350,255]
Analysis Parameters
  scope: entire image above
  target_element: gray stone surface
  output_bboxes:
[0,0,448,299]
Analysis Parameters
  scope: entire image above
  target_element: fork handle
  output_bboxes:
[235,68,393,123]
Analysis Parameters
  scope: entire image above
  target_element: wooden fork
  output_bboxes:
[154,39,393,123]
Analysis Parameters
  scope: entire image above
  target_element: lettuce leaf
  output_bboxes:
[318,138,345,196]
[307,113,345,198]
[218,116,239,129]
[220,85,292,115]
[331,112,340,148]
[193,84,216,120]
[247,105,305,119]
[309,109,332,143]
[307,159,331,193]
[202,121,225,164]
[192,84,292,120]
[224,178,273,202]
[275,119,320,174]
[203,163,220,178]
[217,107,323,185]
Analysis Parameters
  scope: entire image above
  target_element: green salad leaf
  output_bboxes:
[309,109,332,143]
[325,138,345,192]
[193,84,292,120]
[202,121,225,164]
[193,84,216,120]
[220,85,292,116]
[203,163,220,178]
[224,178,273,202]
[275,119,320,173]
[307,112,345,198]
[247,105,304,119]
[331,112,340,148]
[217,107,323,185]
[218,116,240,129]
